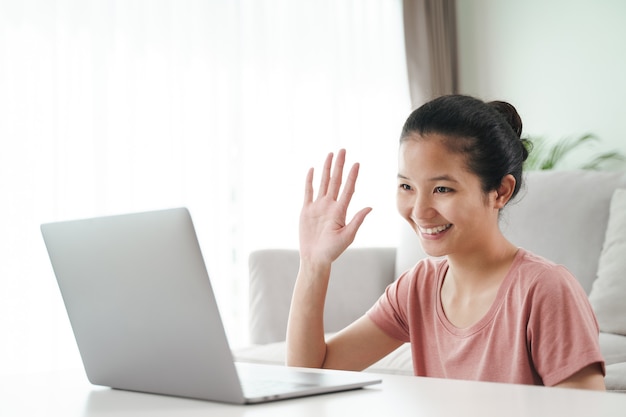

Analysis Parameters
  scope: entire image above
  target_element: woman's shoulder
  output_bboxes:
[511,248,581,291]
[515,248,570,274]
[383,257,446,307]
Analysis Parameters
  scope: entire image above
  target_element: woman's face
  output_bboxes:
[396,133,502,258]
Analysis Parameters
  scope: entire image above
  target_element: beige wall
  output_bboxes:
[456,0,626,168]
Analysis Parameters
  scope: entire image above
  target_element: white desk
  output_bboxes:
[2,368,625,417]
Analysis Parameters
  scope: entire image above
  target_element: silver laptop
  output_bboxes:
[40,208,381,404]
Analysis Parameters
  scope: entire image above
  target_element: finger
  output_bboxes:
[317,152,334,199]
[344,207,373,242]
[337,161,360,210]
[328,149,346,200]
[303,167,314,205]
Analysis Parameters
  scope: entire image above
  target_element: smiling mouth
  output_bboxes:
[419,224,452,235]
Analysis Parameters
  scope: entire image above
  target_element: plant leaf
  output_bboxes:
[523,133,626,171]
[544,134,598,169]
[581,151,626,170]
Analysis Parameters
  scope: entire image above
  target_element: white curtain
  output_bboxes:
[0,0,410,375]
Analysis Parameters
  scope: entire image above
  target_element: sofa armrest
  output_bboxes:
[248,247,396,344]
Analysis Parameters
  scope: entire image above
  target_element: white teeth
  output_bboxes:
[420,224,451,235]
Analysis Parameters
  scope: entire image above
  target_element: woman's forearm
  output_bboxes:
[285,260,332,368]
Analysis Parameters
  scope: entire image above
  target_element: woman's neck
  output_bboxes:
[444,237,518,292]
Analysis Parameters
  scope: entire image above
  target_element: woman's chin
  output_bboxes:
[419,243,447,258]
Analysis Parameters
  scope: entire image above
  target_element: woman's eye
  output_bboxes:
[434,186,451,193]
[399,184,412,191]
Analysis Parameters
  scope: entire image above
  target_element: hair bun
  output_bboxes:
[488,100,523,137]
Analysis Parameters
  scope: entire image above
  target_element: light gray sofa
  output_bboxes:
[234,170,626,392]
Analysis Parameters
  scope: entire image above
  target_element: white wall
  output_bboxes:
[457,0,626,168]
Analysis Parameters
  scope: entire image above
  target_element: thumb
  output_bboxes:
[344,207,372,239]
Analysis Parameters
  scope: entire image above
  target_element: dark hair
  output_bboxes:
[400,94,530,202]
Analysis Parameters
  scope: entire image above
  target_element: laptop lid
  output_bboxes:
[41,208,381,404]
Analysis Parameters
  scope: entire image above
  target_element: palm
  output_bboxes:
[299,150,371,265]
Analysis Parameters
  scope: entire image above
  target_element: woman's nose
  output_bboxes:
[411,194,435,221]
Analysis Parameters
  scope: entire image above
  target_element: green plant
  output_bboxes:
[523,133,625,171]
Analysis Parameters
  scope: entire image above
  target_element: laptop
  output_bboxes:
[40,208,381,404]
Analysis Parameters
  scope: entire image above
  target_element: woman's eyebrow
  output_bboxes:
[428,175,459,183]
[397,173,460,183]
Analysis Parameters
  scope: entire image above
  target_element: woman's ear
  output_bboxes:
[495,174,516,209]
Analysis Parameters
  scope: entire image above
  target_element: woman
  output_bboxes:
[286,94,605,390]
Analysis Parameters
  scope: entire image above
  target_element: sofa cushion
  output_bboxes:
[605,362,626,393]
[233,342,287,366]
[589,189,626,335]
[248,248,396,344]
[599,332,626,366]
[365,343,413,375]
[501,170,626,294]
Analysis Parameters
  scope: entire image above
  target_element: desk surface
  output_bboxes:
[2,368,625,417]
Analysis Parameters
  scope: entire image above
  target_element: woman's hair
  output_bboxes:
[400,94,530,202]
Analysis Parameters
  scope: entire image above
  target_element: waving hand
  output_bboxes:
[299,149,372,265]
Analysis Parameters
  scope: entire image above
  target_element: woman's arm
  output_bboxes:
[553,364,606,391]
[286,259,333,368]
[287,150,396,369]
[287,267,403,370]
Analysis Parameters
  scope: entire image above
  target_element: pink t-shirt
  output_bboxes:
[367,248,605,386]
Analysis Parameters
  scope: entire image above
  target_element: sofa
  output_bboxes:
[234,169,626,392]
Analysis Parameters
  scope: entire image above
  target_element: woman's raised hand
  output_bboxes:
[299,149,372,266]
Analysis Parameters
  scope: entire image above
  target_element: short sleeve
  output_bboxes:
[526,265,606,386]
[367,270,413,342]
